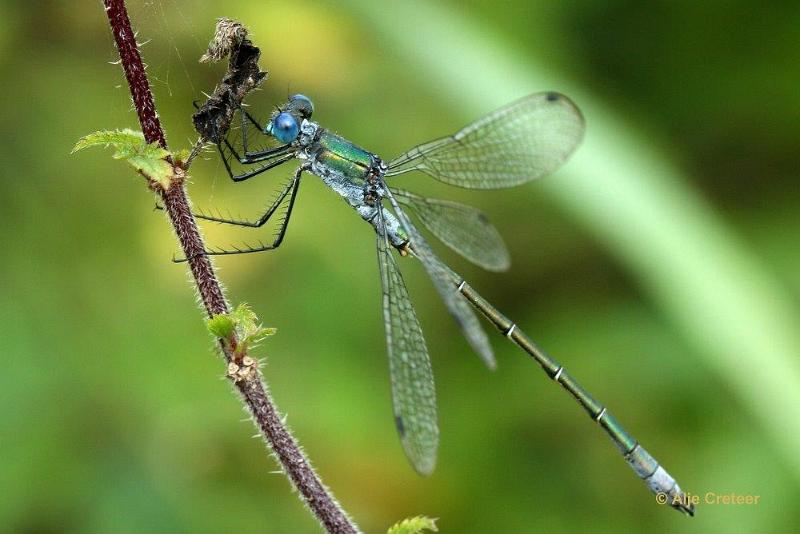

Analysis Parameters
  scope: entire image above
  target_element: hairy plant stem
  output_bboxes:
[102,2,358,532]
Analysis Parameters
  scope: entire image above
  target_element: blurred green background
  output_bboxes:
[1,0,799,532]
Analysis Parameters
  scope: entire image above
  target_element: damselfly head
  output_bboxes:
[264,94,315,144]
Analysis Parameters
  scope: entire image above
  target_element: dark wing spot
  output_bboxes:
[477,212,489,223]
[545,92,560,102]
[395,415,405,436]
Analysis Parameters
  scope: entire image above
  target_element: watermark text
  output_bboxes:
[656,491,760,507]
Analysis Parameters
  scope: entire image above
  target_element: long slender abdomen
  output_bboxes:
[455,277,695,516]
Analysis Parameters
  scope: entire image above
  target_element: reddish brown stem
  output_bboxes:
[102,2,358,532]
[104,0,166,148]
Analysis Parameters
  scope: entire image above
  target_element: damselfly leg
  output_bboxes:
[174,165,305,262]
[209,105,294,182]
[194,169,303,229]
[220,151,295,183]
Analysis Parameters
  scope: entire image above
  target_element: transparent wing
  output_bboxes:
[393,188,510,272]
[386,92,584,189]
[376,211,439,476]
[384,191,496,369]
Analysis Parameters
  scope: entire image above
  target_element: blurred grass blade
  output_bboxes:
[344,0,800,479]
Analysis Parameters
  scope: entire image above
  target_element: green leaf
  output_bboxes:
[207,314,235,339]
[231,303,259,331]
[243,326,277,346]
[72,129,174,188]
[387,516,438,534]
[207,304,276,355]
[240,327,277,356]
[173,148,192,165]
[71,129,147,154]
[232,304,276,355]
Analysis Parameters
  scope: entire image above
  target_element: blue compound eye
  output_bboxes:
[270,112,299,143]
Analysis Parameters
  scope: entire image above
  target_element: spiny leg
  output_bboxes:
[153,155,295,219]
[190,101,293,181]
[191,101,288,163]
[194,171,299,228]
[219,149,295,183]
[174,165,306,262]
[238,108,289,161]
[223,108,291,164]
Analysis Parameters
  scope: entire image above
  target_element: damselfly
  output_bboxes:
[191,91,693,515]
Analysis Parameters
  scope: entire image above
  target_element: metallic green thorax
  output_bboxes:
[315,131,374,181]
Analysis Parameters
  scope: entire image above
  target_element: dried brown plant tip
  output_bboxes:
[199,18,248,63]
[193,18,268,144]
